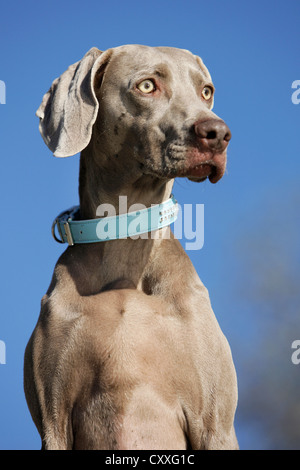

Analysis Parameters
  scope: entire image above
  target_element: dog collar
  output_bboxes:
[51,195,178,246]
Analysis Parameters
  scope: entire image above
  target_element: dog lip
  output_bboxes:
[186,163,213,179]
[188,175,208,182]
[184,151,227,183]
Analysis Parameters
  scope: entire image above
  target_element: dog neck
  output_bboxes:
[79,147,174,220]
[71,147,174,295]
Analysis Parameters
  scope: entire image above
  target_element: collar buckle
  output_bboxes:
[51,206,78,245]
[63,221,74,246]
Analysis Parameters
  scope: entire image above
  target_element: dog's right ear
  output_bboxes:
[36,47,112,157]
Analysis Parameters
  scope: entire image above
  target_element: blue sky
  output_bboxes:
[0,0,299,450]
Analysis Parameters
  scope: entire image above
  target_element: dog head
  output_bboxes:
[37,45,231,184]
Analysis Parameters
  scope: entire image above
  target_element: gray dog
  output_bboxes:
[24,45,238,450]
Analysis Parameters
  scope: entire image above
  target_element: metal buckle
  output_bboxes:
[51,207,78,245]
[63,221,74,246]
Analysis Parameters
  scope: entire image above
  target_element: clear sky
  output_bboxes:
[0,0,299,450]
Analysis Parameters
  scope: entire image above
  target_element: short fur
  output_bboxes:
[24,45,238,450]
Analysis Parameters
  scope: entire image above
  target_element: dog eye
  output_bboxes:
[201,86,213,101]
[137,79,156,94]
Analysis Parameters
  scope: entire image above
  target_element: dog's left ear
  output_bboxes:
[36,47,112,157]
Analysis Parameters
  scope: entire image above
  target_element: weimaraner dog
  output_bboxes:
[24,45,238,450]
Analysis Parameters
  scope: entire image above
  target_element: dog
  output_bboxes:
[24,45,238,450]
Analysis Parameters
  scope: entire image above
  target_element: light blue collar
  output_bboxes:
[52,195,178,246]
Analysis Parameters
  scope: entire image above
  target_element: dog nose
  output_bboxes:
[194,119,231,153]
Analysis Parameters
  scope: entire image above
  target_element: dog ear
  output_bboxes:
[36,47,112,157]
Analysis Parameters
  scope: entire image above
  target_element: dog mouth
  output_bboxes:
[186,163,216,183]
[159,142,227,184]
[179,152,227,184]
[139,146,227,184]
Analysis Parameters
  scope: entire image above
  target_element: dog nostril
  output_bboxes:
[206,130,217,140]
[224,131,231,142]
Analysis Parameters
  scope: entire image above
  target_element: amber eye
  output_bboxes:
[137,79,156,94]
[201,86,213,100]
